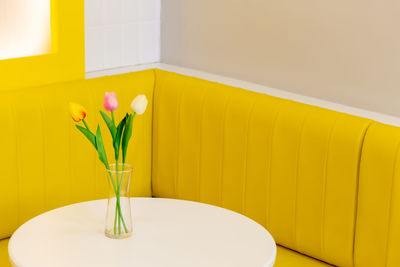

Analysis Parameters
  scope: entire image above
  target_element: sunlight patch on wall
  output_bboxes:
[0,0,51,60]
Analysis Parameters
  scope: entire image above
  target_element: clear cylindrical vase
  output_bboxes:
[105,163,133,239]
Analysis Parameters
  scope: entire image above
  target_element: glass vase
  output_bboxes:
[105,163,133,239]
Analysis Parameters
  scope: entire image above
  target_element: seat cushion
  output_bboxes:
[275,246,332,266]
[0,238,11,267]
[152,69,371,266]
[355,122,400,267]
[0,70,154,239]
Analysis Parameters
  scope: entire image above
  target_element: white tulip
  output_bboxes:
[130,94,148,115]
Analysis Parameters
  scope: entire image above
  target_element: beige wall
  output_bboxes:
[161,0,400,116]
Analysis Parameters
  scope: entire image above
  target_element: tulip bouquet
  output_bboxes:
[69,92,148,238]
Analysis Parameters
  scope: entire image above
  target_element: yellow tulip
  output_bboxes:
[69,102,87,122]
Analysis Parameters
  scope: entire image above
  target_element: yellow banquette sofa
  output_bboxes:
[0,69,399,267]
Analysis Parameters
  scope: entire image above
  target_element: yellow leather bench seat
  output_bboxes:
[275,246,333,266]
[355,122,400,267]
[3,68,400,267]
[0,70,154,240]
[152,70,371,266]
[0,239,11,267]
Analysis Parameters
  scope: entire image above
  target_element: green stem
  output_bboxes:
[115,193,128,234]
[118,163,129,234]
[118,211,121,235]
[82,119,90,131]
[107,172,117,197]
[117,202,129,233]
[107,167,129,235]
[111,110,119,233]
[107,171,119,235]
[114,162,129,234]
[117,163,125,234]
[118,164,125,192]
[113,206,118,235]
[115,161,121,235]
[111,111,115,125]
[116,161,120,190]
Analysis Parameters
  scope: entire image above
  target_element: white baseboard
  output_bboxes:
[85,63,160,79]
[86,63,400,127]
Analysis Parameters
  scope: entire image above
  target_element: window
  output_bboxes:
[0,0,51,60]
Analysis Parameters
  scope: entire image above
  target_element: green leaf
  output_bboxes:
[76,125,97,149]
[113,115,127,161]
[96,125,109,169]
[121,113,135,163]
[100,110,117,139]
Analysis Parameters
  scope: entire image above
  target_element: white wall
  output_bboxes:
[85,0,160,72]
[161,0,400,117]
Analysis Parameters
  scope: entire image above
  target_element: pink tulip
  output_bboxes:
[104,92,118,111]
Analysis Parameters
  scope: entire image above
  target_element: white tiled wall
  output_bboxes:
[85,0,160,72]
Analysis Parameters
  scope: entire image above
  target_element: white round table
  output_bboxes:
[9,198,276,267]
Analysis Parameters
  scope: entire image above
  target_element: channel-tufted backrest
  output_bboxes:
[0,70,154,239]
[152,69,371,267]
[355,122,400,267]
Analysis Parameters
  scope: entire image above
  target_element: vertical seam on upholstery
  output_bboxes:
[320,117,338,258]
[242,99,257,214]
[266,102,284,227]
[11,103,21,227]
[150,69,158,197]
[150,69,157,197]
[39,98,47,211]
[197,89,207,202]
[152,70,164,197]
[152,70,167,197]
[174,82,185,198]
[219,95,232,206]
[146,73,152,197]
[352,121,372,267]
[293,108,310,250]
[383,138,400,266]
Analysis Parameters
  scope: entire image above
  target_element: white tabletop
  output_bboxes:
[9,198,276,267]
